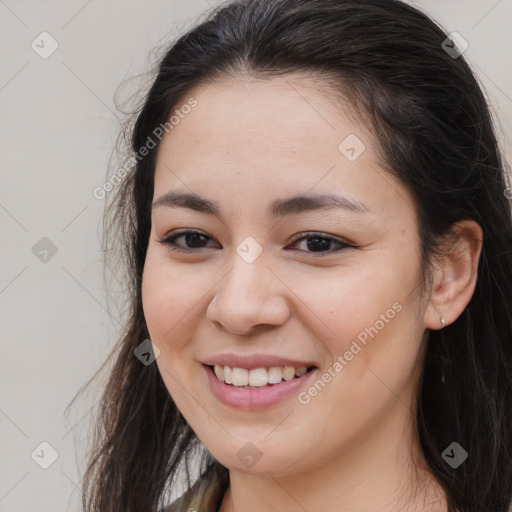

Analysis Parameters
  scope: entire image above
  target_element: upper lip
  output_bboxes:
[202,354,317,370]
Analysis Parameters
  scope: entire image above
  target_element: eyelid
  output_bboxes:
[158,229,354,254]
[157,229,219,251]
[285,232,354,258]
[288,231,353,248]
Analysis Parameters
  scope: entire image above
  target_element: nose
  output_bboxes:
[206,255,291,336]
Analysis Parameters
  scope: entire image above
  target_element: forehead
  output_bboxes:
[158,75,364,162]
[153,75,414,219]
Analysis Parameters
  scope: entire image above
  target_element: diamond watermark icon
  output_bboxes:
[31,31,59,59]
[338,134,366,162]
[31,441,59,469]
[442,32,468,59]
[442,441,468,469]
[134,338,161,365]
[237,442,263,468]
[32,237,58,263]
[236,236,263,264]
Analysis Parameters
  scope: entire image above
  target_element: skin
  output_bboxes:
[141,74,483,512]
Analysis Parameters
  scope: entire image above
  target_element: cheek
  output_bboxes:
[141,250,206,407]
[295,249,422,386]
[289,259,412,341]
[328,260,423,398]
[141,247,205,347]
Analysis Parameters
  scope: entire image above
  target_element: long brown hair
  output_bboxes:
[72,1,512,511]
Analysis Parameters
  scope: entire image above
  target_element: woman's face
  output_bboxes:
[142,75,431,477]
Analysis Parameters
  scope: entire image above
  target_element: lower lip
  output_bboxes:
[203,364,318,410]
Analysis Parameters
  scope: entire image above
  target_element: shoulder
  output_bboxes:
[159,496,184,512]
[159,482,199,512]
[160,464,229,512]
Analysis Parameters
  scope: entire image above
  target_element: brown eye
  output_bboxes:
[159,230,219,252]
[287,232,354,255]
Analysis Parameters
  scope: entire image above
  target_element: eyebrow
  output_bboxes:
[152,191,370,218]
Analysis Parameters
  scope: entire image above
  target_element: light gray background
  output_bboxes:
[1,1,511,511]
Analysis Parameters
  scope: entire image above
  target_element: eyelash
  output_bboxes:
[157,230,354,256]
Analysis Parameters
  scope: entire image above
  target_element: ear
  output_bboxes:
[424,220,483,330]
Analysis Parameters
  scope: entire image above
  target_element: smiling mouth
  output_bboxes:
[207,364,317,389]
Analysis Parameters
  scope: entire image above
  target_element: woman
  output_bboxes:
[78,0,512,511]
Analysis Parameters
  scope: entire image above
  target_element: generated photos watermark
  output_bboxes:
[298,301,403,405]
[93,97,198,200]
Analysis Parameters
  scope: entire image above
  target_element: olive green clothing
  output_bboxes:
[162,464,229,512]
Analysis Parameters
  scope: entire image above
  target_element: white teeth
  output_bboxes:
[231,367,249,386]
[249,368,268,386]
[212,364,311,387]
[295,366,307,377]
[282,366,296,381]
[214,365,224,381]
[268,366,283,384]
[224,366,232,384]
